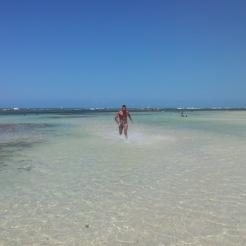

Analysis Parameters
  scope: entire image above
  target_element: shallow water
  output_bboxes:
[0,111,246,245]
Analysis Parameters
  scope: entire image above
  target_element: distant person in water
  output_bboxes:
[115,105,133,138]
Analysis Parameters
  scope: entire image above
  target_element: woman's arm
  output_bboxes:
[115,113,119,124]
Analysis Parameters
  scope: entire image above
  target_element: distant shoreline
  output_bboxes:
[1,107,246,115]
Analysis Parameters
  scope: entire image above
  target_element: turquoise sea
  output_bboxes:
[0,111,246,245]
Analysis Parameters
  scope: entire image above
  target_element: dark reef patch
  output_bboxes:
[0,123,54,133]
[0,141,38,152]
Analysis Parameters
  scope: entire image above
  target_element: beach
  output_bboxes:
[0,110,246,245]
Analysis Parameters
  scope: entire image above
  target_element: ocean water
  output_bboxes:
[0,111,246,245]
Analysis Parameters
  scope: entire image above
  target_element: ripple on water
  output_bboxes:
[0,112,246,245]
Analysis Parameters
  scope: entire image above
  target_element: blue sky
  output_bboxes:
[1,0,246,108]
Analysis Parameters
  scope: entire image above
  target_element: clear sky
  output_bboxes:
[1,0,246,108]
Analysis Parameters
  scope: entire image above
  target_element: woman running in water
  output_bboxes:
[115,105,133,138]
